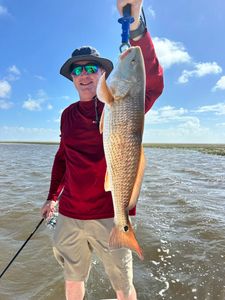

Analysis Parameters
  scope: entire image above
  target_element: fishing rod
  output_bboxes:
[0,218,44,279]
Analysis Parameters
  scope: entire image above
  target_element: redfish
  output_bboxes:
[97,46,146,260]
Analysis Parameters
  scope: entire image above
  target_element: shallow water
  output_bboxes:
[0,144,225,300]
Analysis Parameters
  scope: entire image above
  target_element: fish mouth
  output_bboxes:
[120,48,132,60]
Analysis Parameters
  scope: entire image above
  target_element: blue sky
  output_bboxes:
[0,0,225,143]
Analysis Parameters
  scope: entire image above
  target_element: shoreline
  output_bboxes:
[0,141,225,156]
[0,141,59,145]
[144,143,225,156]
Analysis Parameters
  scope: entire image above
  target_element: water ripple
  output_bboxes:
[0,145,225,299]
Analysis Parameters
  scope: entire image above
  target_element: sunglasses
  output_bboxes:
[71,63,99,76]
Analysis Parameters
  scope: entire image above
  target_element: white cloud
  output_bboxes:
[6,65,21,81]
[152,37,191,69]
[0,99,13,109]
[37,89,48,100]
[8,65,21,76]
[178,70,191,84]
[143,106,225,143]
[0,126,60,142]
[22,97,42,111]
[148,104,225,130]
[54,117,61,123]
[212,75,225,91]
[178,117,201,131]
[0,5,8,16]
[22,89,49,111]
[54,109,64,123]
[143,105,225,143]
[216,122,225,127]
[61,95,71,100]
[111,4,117,15]
[178,62,222,84]
[194,103,225,115]
[146,105,188,124]
[34,75,46,81]
[0,80,11,98]
[47,104,53,110]
[195,62,222,77]
[159,106,187,118]
[143,124,220,144]
[146,6,156,19]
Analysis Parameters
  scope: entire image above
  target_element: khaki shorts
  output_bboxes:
[53,213,133,295]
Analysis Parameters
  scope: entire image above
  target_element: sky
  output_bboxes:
[0,0,225,143]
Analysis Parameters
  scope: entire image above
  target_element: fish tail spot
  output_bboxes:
[123,225,129,232]
[109,222,144,260]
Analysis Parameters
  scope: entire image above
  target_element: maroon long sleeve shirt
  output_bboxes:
[47,31,164,220]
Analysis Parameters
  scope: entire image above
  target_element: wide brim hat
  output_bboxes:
[60,46,113,81]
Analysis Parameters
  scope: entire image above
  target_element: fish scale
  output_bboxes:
[105,128,141,222]
[97,46,146,259]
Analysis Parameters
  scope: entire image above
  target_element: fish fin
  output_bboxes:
[97,72,114,105]
[111,80,130,100]
[128,145,146,210]
[109,219,144,260]
[99,109,104,134]
[104,169,111,191]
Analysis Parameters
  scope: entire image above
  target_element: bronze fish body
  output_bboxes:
[97,46,146,260]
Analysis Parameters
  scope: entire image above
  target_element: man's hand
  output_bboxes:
[41,200,57,220]
[117,0,143,31]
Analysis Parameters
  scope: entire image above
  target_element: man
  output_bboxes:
[41,0,163,299]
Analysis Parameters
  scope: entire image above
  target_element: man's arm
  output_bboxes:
[41,140,66,219]
[47,140,66,201]
[117,0,164,113]
[130,31,164,113]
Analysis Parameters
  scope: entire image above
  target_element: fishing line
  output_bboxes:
[0,218,44,279]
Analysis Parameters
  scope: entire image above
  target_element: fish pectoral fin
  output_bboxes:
[112,80,130,100]
[104,169,111,191]
[99,109,104,134]
[128,145,146,210]
[97,72,114,105]
[109,219,144,260]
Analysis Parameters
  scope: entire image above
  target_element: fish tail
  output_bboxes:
[109,220,144,260]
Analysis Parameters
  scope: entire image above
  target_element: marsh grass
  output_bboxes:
[144,143,225,156]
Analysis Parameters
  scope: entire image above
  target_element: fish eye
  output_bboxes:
[131,59,135,64]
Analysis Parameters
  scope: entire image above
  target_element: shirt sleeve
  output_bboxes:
[47,142,66,201]
[47,110,66,201]
[47,139,66,201]
[130,30,164,113]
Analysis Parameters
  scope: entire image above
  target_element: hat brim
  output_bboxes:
[60,55,113,81]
